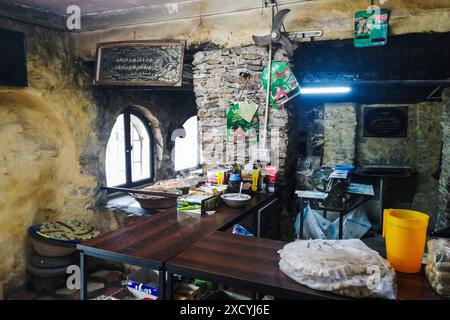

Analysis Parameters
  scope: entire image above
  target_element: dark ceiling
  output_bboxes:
[0,0,197,30]
[1,0,189,14]
[293,32,450,104]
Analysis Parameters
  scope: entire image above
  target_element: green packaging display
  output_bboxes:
[354,8,390,48]
[261,61,300,108]
[177,194,217,215]
[226,101,259,142]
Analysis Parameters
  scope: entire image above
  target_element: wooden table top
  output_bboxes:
[396,269,443,300]
[166,231,346,300]
[77,193,278,267]
[167,231,443,300]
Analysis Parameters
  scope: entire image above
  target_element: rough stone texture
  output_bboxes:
[296,105,325,190]
[192,45,298,240]
[193,45,290,174]
[93,89,196,204]
[308,102,443,231]
[323,103,357,166]
[357,103,443,228]
[436,88,450,230]
[411,103,443,230]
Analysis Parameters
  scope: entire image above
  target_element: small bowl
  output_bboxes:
[220,193,251,208]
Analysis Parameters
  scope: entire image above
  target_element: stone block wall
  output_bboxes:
[436,88,450,230]
[318,102,443,229]
[192,45,299,240]
[192,46,291,181]
[323,103,357,166]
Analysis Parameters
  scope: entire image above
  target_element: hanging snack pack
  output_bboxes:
[226,101,259,142]
[354,8,390,48]
[261,61,300,108]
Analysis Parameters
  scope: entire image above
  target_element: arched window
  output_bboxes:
[106,108,154,187]
[174,116,200,171]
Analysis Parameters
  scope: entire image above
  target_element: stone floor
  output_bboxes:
[7,269,126,300]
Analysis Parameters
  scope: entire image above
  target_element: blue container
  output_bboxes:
[335,165,355,172]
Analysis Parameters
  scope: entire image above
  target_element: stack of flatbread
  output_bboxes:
[425,238,450,297]
[278,239,397,299]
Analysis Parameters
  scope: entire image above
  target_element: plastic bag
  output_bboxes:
[295,204,335,239]
[425,238,450,297]
[278,239,397,299]
[232,224,254,237]
[330,208,371,240]
[295,205,371,240]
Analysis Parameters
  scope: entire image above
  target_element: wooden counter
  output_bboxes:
[166,231,443,300]
[77,192,278,299]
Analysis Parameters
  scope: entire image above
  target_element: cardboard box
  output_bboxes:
[177,194,217,215]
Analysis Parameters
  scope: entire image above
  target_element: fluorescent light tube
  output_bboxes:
[300,87,351,94]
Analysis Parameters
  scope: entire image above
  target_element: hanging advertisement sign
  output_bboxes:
[354,8,390,48]
[261,61,300,108]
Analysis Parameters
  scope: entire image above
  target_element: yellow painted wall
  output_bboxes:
[0,19,98,290]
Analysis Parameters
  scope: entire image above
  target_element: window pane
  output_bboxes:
[131,115,151,182]
[105,114,126,187]
[175,116,199,171]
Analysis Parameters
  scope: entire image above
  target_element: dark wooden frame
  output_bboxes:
[94,40,185,87]
[109,107,155,189]
[363,106,408,138]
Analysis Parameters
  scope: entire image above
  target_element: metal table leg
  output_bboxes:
[166,273,174,300]
[299,198,304,239]
[338,211,344,240]
[80,251,88,300]
[158,267,166,300]
[257,199,278,238]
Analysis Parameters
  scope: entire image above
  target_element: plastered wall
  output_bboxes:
[0,18,98,290]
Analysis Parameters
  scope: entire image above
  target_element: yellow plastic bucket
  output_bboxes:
[383,209,429,273]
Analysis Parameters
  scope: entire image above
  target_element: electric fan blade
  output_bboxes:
[278,34,295,57]
[252,34,273,46]
[272,9,291,33]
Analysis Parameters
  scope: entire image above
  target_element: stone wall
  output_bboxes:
[93,90,197,197]
[436,88,450,230]
[357,103,443,228]
[193,46,291,177]
[323,103,357,166]
[0,18,98,290]
[0,18,197,291]
[318,102,443,229]
[192,45,298,240]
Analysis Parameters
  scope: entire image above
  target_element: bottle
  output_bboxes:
[229,173,241,193]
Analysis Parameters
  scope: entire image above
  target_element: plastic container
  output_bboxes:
[383,209,429,273]
[228,173,242,193]
[127,268,160,300]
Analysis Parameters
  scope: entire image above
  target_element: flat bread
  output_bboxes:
[278,239,396,299]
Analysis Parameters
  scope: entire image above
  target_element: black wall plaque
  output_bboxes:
[95,40,184,87]
[363,106,408,138]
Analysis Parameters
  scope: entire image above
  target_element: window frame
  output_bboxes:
[106,106,155,189]
[174,115,201,173]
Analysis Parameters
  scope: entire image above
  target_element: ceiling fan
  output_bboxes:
[251,2,323,157]
[252,6,323,58]
[252,8,295,57]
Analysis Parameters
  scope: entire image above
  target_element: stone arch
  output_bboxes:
[95,90,197,187]
[0,89,95,287]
